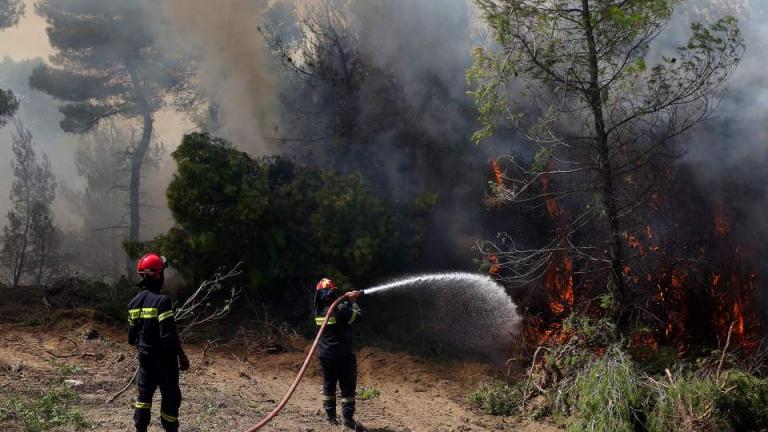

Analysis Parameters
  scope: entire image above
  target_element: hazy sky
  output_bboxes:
[0,0,52,61]
[0,0,189,230]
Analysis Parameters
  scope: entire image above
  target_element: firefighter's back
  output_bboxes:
[128,290,175,354]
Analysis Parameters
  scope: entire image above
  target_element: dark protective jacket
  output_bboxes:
[128,279,182,357]
[314,289,362,357]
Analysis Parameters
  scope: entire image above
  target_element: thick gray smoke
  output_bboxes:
[3,0,766,282]
[158,0,275,155]
[669,2,768,256]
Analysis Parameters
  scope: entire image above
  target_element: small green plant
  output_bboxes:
[470,380,520,416]
[53,361,83,379]
[357,385,381,400]
[3,385,89,432]
[195,402,220,425]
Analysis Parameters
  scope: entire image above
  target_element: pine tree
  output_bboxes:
[1,121,58,288]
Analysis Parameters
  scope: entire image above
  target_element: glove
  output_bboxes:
[347,290,361,302]
[179,352,190,371]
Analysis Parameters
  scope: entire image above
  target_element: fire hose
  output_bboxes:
[243,291,357,432]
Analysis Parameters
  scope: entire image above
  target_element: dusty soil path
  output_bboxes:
[0,322,558,431]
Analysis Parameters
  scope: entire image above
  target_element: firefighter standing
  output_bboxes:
[314,278,365,430]
[128,253,190,432]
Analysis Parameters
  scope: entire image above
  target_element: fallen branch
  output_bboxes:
[717,321,735,385]
[107,366,139,404]
[44,350,99,359]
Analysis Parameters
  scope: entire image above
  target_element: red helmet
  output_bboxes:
[316,278,336,290]
[137,253,166,278]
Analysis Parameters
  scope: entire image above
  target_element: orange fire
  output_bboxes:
[487,254,500,275]
[714,203,729,239]
[491,159,503,189]
[707,204,759,350]
[540,174,561,220]
[544,255,574,315]
[540,173,574,316]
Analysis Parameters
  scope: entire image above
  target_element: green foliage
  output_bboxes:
[480,321,768,432]
[647,372,723,432]
[51,360,83,380]
[560,347,643,432]
[0,0,24,29]
[141,133,427,301]
[357,385,381,400]
[31,1,186,134]
[3,386,89,431]
[470,380,521,416]
[0,88,18,126]
[714,371,768,431]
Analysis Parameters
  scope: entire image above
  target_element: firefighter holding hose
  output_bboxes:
[128,253,190,432]
[314,278,365,430]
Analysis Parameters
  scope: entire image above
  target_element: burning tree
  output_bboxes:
[470,1,744,330]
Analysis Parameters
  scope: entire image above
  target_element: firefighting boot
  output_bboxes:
[326,413,339,425]
[323,395,338,425]
[342,417,367,431]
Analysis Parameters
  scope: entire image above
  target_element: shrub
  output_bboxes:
[3,386,89,432]
[559,347,644,432]
[715,370,768,431]
[647,372,723,432]
[358,385,381,400]
[470,380,521,415]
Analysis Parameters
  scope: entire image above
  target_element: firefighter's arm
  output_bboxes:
[336,300,362,325]
[128,308,139,346]
[157,297,185,361]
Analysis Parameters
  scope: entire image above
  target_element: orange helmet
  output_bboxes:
[316,278,336,290]
[137,253,166,278]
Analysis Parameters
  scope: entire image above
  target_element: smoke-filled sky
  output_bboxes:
[0,0,765,258]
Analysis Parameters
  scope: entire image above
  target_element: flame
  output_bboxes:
[540,173,574,316]
[540,174,562,220]
[491,159,503,189]
[625,232,646,255]
[732,300,746,336]
[487,255,500,275]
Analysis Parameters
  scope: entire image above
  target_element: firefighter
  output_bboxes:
[314,278,365,430]
[128,253,190,432]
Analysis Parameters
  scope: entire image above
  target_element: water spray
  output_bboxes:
[242,272,518,431]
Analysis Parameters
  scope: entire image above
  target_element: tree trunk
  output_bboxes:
[125,65,154,278]
[581,0,626,310]
[35,241,46,287]
[12,198,32,290]
[129,112,153,244]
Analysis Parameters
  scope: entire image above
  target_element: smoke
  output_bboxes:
[672,2,768,259]
[160,0,275,155]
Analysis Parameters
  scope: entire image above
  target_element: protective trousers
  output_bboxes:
[319,353,357,421]
[134,352,181,432]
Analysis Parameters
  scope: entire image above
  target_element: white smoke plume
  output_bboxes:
[160,0,275,155]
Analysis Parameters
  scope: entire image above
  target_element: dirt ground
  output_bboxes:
[0,322,559,431]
